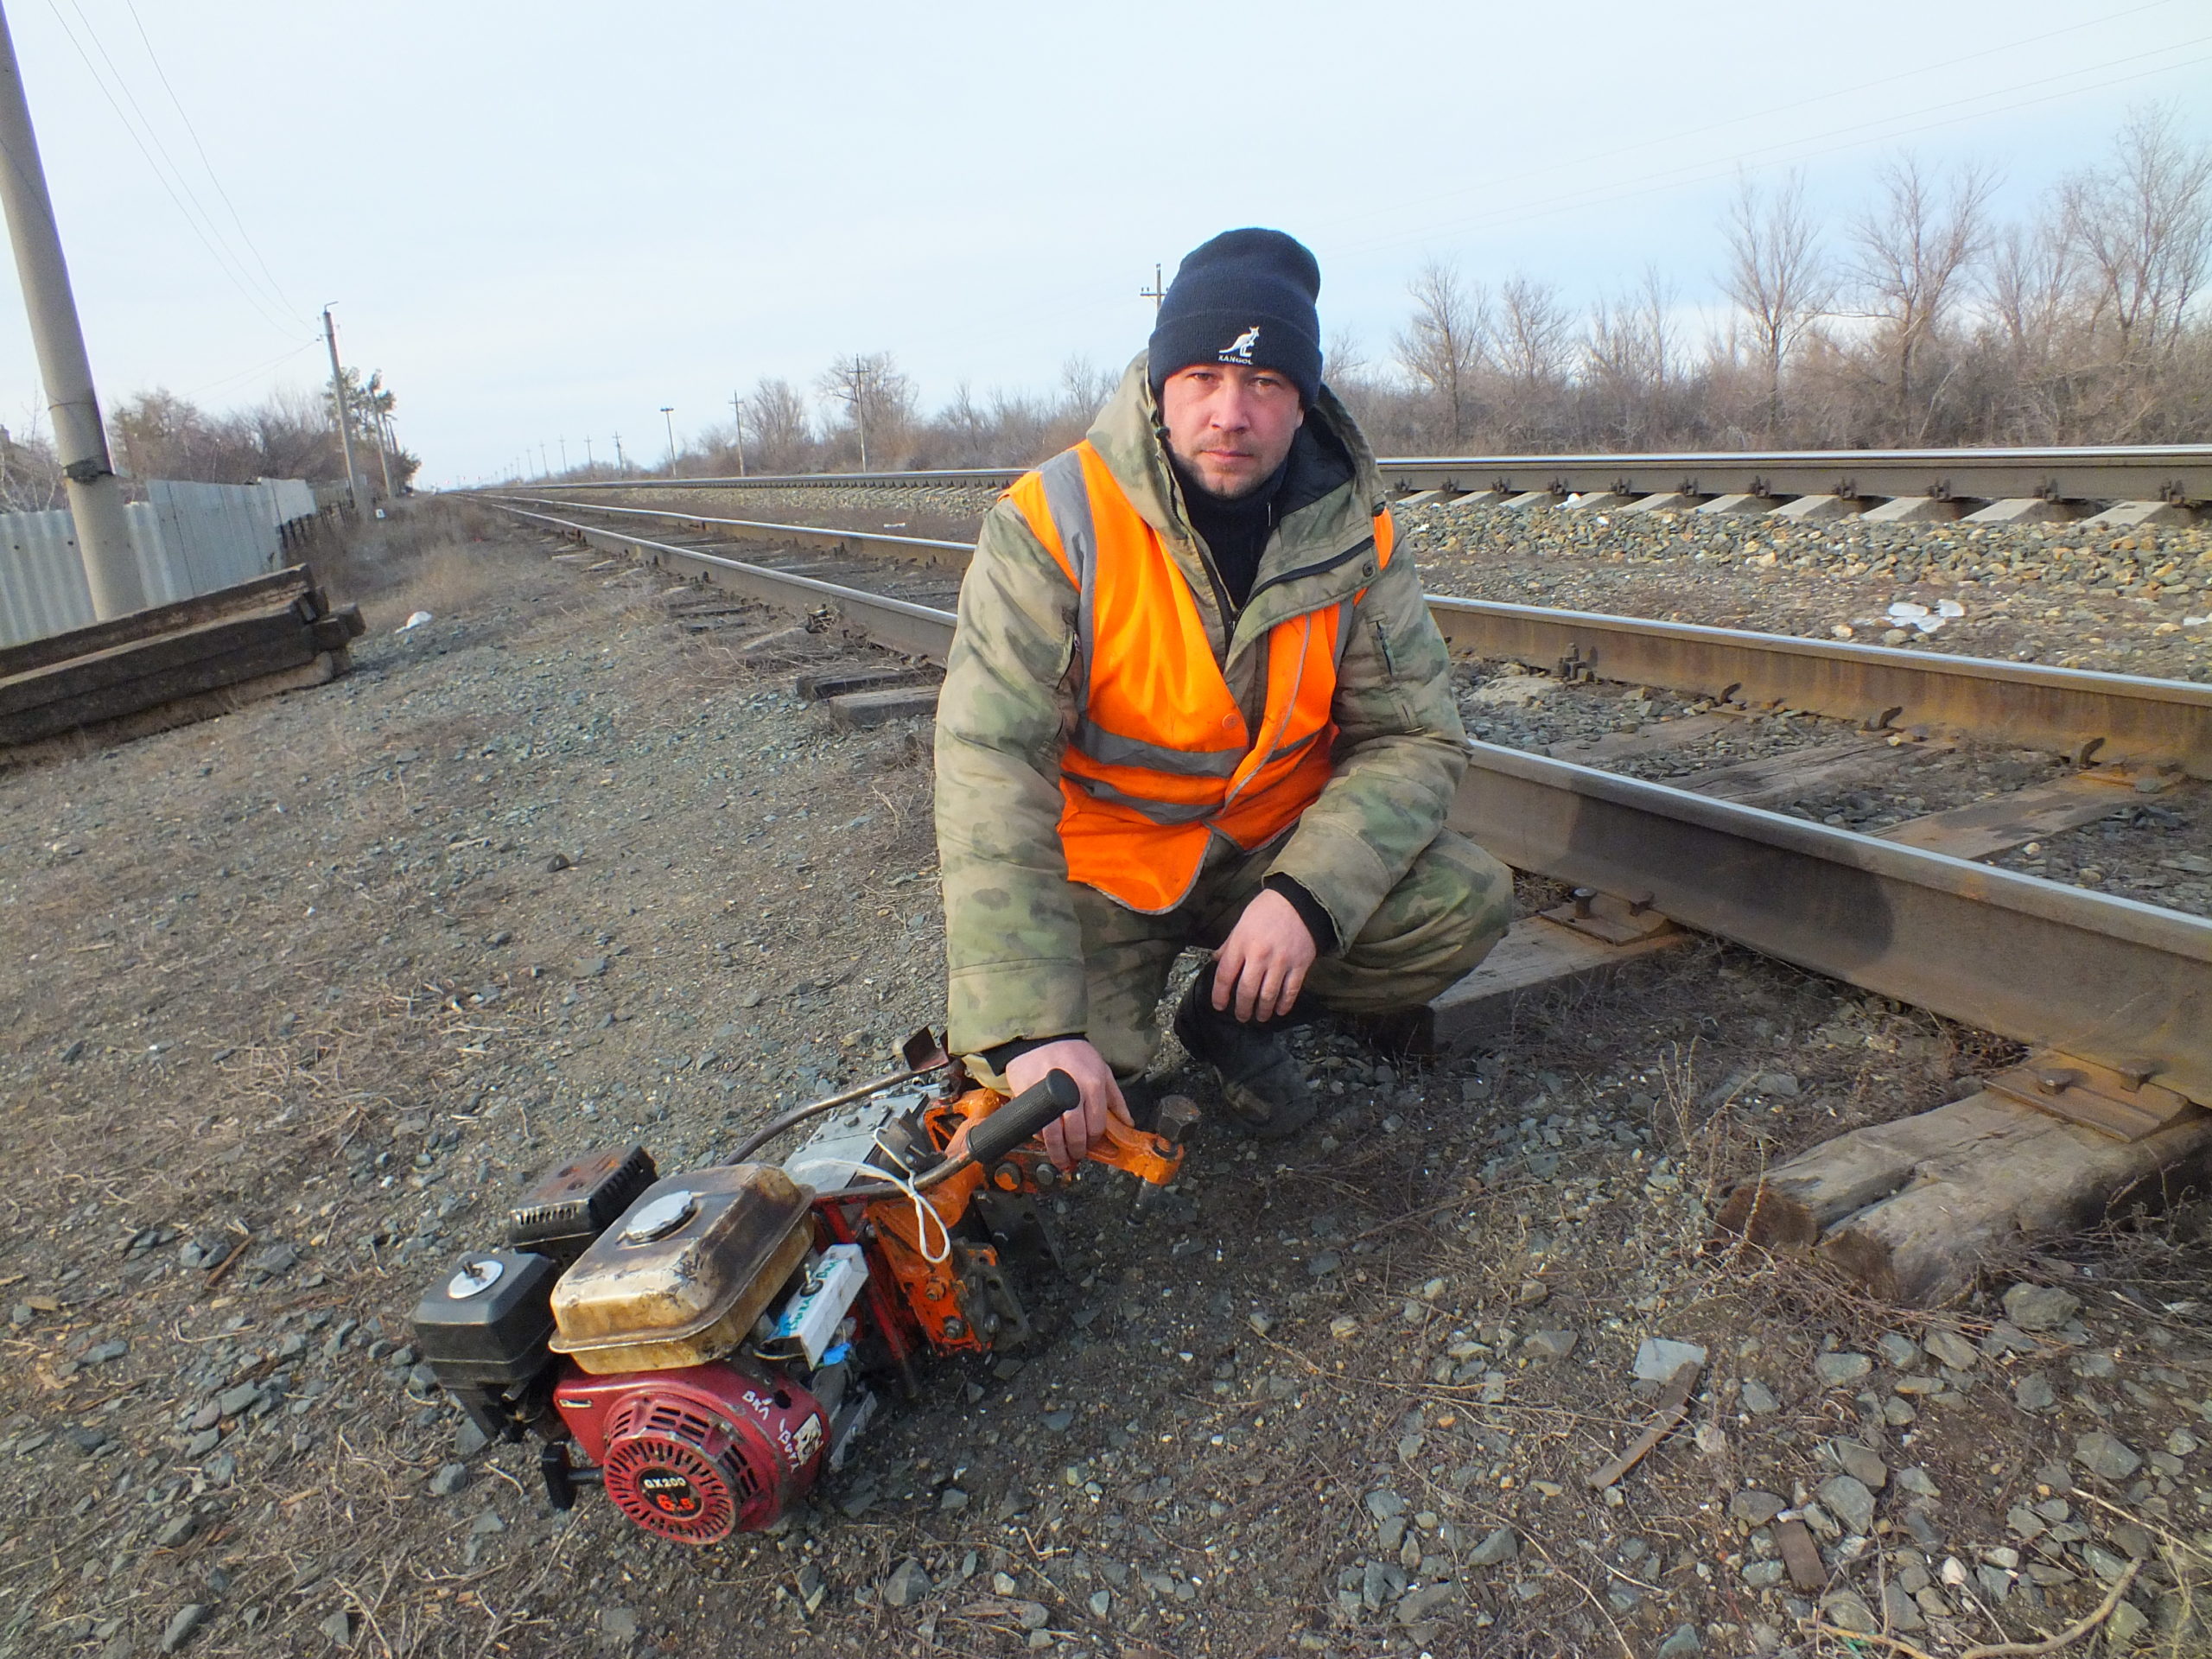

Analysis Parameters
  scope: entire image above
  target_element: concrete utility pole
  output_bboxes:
[658,405,676,470]
[321,307,369,518]
[613,432,626,472]
[730,392,746,478]
[0,0,143,616]
[372,400,395,499]
[584,435,594,473]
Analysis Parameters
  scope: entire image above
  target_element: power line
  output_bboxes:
[121,0,302,325]
[56,0,297,325]
[39,0,299,337]
[179,336,321,400]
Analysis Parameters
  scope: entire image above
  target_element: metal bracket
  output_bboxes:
[1983,1052,2199,1142]
[1540,887,1677,946]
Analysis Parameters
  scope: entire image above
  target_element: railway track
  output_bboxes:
[514,442,2212,525]
[482,490,2212,1300]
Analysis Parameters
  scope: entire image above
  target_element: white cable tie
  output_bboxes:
[788,1141,951,1266]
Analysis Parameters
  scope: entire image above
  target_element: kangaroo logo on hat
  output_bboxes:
[1218,326,1261,365]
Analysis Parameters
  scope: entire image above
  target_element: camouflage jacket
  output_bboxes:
[934,357,1468,1057]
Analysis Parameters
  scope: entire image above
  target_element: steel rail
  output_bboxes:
[490,492,2212,777]
[496,505,957,662]
[492,499,2212,1107]
[1426,598,2212,779]
[489,493,970,569]
[480,442,2212,505]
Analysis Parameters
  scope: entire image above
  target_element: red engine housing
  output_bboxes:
[552,1361,827,1543]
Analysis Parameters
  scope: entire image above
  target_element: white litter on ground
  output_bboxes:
[396,610,433,635]
[1887,600,1965,634]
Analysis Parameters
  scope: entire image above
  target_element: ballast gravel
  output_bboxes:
[0,505,2207,1659]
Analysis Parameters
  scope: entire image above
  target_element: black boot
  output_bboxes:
[1171,968,1316,1139]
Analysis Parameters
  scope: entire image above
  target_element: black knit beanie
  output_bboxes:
[1147,228,1322,406]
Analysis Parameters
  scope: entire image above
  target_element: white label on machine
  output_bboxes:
[773,1243,868,1364]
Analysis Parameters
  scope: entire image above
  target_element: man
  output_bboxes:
[935,227,1513,1167]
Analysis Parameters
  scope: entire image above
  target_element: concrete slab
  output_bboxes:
[796,664,935,702]
[2081,500,2198,529]
[1370,917,1689,1052]
[1878,766,2177,861]
[1562,492,1639,512]
[1620,493,1707,514]
[1675,737,1904,810]
[1448,489,1513,508]
[1860,495,1967,524]
[1960,497,2081,526]
[828,686,938,729]
[1503,491,1564,512]
[1772,494,1863,522]
[1694,493,1777,516]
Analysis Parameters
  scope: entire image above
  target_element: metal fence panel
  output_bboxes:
[147,480,280,600]
[255,478,317,527]
[0,478,314,650]
[0,508,93,650]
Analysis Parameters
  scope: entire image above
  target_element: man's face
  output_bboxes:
[1159,363,1305,500]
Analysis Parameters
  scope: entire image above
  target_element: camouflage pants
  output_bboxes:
[1068,829,1514,1079]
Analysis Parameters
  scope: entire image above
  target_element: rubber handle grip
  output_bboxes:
[964,1070,1080,1166]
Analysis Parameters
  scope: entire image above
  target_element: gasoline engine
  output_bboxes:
[410,1033,1194,1545]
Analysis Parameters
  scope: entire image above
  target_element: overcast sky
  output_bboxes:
[2,0,2207,487]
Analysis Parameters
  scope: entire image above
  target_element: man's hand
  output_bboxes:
[1004,1039,1128,1170]
[1212,887,1318,1023]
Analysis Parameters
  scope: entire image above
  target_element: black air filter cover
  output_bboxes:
[505,1145,658,1265]
[411,1250,561,1387]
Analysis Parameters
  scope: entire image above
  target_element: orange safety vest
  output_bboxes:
[1005,440,1394,913]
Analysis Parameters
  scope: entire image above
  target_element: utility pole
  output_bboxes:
[613,432,626,472]
[321,307,369,519]
[844,364,876,469]
[557,435,568,474]
[658,405,676,471]
[730,392,746,478]
[372,396,395,499]
[1141,262,1165,312]
[584,435,594,474]
[379,409,400,494]
[0,1,143,616]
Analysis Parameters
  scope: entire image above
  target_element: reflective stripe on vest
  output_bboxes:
[1006,440,1394,913]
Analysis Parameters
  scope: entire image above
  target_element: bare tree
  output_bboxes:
[1497,277,1572,389]
[817,351,916,468]
[1324,324,1370,388]
[0,414,62,511]
[1849,155,1999,433]
[1979,214,2085,438]
[2061,102,2212,366]
[1720,170,1832,435]
[1585,266,1680,445]
[1055,355,1116,423]
[1493,276,1573,445]
[1394,259,1487,448]
[745,376,814,473]
[106,385,378,487]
